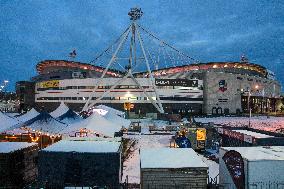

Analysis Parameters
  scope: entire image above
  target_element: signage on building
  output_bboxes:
[219,80,227,92]
[243,134,253,143]
[196,128,206,141]
[72,71,86,79]
[155,79,198,87]
[223,129,244,141]
[39,80,59,88]
[222,150,245,189]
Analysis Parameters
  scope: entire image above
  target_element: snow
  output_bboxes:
[123,135,172,183]
[7,112,68,134]
[42,140,121,153]
[50,102,69,118]
[104,111,131,129]
[195,116,284,132]
[16,108,39,122]
[232,130,274,138]
[0,111,20,132]
[221,146,284,161]
[140,148,208,168]
[61,112,122,137]
[199,155,219,182]
[0,142,37,153]
[95,105,125,117]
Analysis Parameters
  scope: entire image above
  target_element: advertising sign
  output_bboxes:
[196,128,206,141]
[39,80,59,88]
[155,79,198,87]
[223,150,245,189]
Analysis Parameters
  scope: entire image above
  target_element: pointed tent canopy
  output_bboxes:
[50,102,70,118]
[16,108,40,122]
[103,111,131,129]
[8,111,68,134]
[61,112,122,137]
[57,109,83,124]
[0,111,21,132]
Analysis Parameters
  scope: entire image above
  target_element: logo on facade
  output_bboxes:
[219,80,227,92]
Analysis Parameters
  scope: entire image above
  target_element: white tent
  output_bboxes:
[104,111,131,129]
[0,111,20,132]
[61,112,122,137]
[17,108,39,122]
[50,102,69,118]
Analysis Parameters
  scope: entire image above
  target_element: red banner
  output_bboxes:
[223,129,244,141]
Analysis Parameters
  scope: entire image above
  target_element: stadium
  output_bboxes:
[17,8,281,116]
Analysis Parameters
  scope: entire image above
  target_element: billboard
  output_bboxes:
[39,80,59,88]
[196,128,206,141]
[155,79,198,87]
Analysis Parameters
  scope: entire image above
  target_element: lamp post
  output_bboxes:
[246,85,260,128]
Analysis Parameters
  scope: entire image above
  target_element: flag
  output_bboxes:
[69,49,76,58]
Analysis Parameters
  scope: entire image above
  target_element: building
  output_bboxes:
[140,148,208,189]
[16,81,35,112]
[38,140,122,188]
[0,142,38,188]
[219,146,284,188]
[17,59,281,115]
[15,8,281,115]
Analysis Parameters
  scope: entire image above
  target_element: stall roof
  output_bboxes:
[0,142,37,153]
[233,130,274,138]
[140,148,208,169]
[42,140,121,153]
[221,146,284,161]
[50,102,69,118]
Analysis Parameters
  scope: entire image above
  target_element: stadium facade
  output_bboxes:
[16,8,282,115]
[16,59,281,115]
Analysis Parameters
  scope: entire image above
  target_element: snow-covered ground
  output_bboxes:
[195,116,284,132]
[122,134,172,184]
[122,134,219,184]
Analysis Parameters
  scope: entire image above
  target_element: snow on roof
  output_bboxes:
[50,102,69,118]
[42,140,121,153]
[221,146,284,161]
[140,148,208,169]
[57,109,83,124]
[233,130,274,138]
[17,108,40,122]
[103,111,131,128]
[0,111,20,132]
[95,105,125,117]
[0,142,38,153]
[7,111,68,134]
[61,112,122,137]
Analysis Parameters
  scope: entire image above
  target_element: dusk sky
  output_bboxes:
[0,0,283,91]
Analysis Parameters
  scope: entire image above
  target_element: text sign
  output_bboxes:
[155,79,198,87]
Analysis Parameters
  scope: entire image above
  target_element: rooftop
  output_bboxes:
[221,146,284,161]
[0,142,38,153]
[140,148,208,169]
[42,140,121,153]
[232,130,274,138]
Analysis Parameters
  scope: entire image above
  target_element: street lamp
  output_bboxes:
[246,84,261,128]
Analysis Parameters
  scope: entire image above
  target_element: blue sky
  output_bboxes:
[0,0,283,91]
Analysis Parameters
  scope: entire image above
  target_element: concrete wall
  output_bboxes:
[203,71,281,115]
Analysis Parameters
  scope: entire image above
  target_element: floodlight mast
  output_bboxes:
[82,8,165,113]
